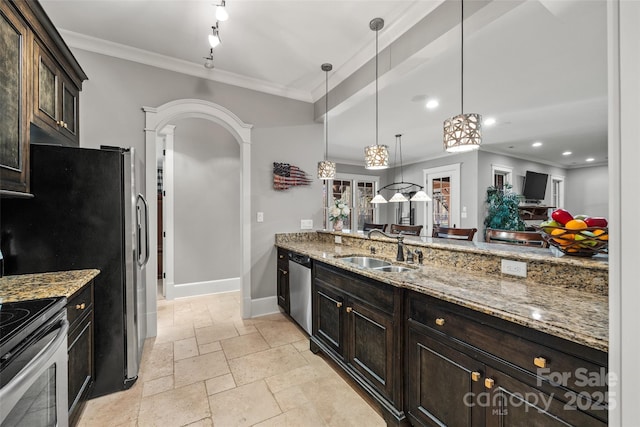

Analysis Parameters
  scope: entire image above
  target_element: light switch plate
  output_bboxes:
[257,212,264,222]
[501,259,527,278]
[335,235,342,244]
[300,219,313,229]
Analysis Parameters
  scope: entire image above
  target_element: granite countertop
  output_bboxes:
[0,269,100,303]
[276,239,608,353]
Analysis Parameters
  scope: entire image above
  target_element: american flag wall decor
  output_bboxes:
[273,162,313,190]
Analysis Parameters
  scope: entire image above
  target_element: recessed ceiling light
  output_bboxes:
[484,117,496,126]
[586,157,595,162]
[562,151,572,156]
[425,99,439,110]
[532,141,543,147]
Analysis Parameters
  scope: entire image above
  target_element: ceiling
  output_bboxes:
[40,0,608,169]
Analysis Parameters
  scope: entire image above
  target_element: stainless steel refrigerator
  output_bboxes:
[0,144,149,397]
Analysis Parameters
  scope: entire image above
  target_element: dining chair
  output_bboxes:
[484,228,548,248]
[389,224,423,236]
[363,223,387,232]
[432,226,477,241]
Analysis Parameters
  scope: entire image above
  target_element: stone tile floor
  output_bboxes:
[78,291,385,427]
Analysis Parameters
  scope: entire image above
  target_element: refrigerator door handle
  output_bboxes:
[136,194,150,267]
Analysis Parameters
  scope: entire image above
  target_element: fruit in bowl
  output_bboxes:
[538,209,608,256]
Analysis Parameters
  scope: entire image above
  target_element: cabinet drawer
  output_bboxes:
[315,262,393,313]
[408,292,608,402]
[67,282,93,326]
[277,248,288,270]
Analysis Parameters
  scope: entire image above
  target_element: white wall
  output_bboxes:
[565,165,608,217]
[72,49,322,307]
[172,118,240,284]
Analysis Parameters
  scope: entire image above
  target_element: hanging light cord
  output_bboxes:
[325,69,329,161]
[375,25,379,147]
[460,0,464,115]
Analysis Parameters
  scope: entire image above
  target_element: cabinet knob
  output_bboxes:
[279,255,284,259]
[346,307,353,313]
[63,122,68,129]
[75,303,86,310]
[471,371,481,382]
[533,357,547,369]
[282,271,288,275]
[484,378,495,389]
[56,120,62,126]
[336,302,343,308]
[435,318,445,326]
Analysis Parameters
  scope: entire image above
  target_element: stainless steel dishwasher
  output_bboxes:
[288,252,312,335]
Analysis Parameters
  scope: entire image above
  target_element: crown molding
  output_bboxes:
[58,29,313,103]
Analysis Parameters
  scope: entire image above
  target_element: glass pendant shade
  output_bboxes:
[370,194,388,204]
[389,192,408,203]
[317,160,336,180]
[443,113,482,152]
[216,3,229,21]
[209,28,221,48]
[364,144,389,170]
[410,190,432,202]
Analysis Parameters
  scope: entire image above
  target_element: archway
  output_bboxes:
[143,99,253,336]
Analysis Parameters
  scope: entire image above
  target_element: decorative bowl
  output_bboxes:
[537,226,609,257]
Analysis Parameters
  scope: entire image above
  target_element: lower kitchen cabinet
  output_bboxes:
[276,248,290,313]
[66,280,94,426]
[311,262,404,425]
[405,290,608,427]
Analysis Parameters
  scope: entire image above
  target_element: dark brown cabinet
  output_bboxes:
[405,290,607,427]
[276,248,290,313]
[0,0,87,196]
[66,281,94,426]
[0,1,31,195]
[311,262,404,425]
[32,39,80,145]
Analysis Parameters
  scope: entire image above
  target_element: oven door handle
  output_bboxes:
[0,319,69,421]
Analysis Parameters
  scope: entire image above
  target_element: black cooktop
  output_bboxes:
[0,297,67,359]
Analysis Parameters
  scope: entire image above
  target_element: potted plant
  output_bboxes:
[329,199,350,231]
[484,184,526,235]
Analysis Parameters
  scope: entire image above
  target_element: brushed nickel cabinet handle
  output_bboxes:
[471,371,481,382]
[336,302,343,308]
[346,307,353,313]
[75,303,86,310]
[435,318,445,326]
[484,378,495,389]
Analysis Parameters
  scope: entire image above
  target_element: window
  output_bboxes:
[491,164,513,189]
[325,174,379,231]
[551,175,565,208]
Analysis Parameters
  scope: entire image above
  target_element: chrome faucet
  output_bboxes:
[367,229,405,262]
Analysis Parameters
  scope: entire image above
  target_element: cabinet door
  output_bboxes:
[484,367,606,427]
[33,40,59,127]
[347,298,395,401]
[0,2,30,193]
[59,76,79,143]
[68,313,93,423]
[277,266,290,313]
[406,320,485,427]
[313,280,344,357]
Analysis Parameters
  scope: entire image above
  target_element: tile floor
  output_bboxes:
[78,291,385,427]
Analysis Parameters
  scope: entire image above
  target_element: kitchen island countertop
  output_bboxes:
[0,269,100,303]
[276,237,608,353]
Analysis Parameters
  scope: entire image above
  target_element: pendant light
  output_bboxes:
[318,63,336,180]
[370,134,432,204]
[364,18,389,170]
[443,0,482,153]
[209,24,221,49]
[215,0,229,22]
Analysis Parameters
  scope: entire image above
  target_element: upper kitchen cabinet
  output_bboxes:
[0,1,30,195]
[0,0,87,196]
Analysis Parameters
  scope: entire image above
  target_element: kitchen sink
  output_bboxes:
[340,256,391,269]
[373,265,414,273]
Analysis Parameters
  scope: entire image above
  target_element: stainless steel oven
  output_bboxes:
[0,298,69,427]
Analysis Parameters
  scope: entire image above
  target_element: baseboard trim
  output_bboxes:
[169,277,241,299]
[250,296,279,318]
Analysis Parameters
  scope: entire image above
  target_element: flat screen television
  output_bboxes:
[522,171,548,202]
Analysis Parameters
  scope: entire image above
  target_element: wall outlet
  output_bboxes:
[501,259,527,278]
[256,212,264,222]
[300,219,313,229]
[335,235,342,244]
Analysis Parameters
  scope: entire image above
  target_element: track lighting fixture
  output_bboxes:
[208,24,221,49]
[216,0,229,21]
